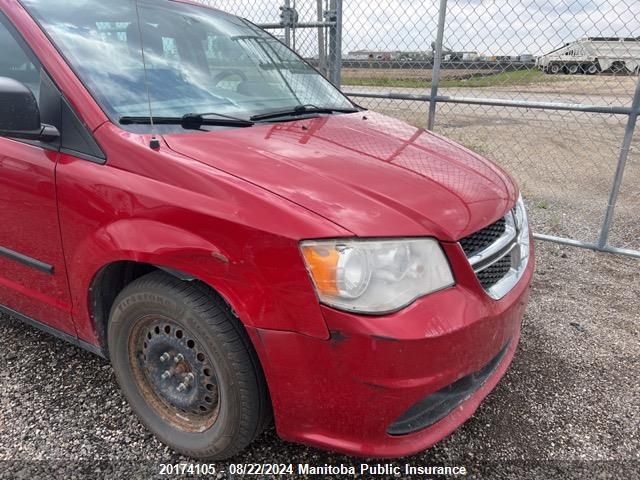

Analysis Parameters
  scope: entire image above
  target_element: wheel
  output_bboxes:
[567,64,579,75]
[610,61,626,74]
[108,271,271,459]
[586,63,599,75]
[549,63,561,74]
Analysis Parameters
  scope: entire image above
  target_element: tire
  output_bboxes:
[610,61,625,74]
[108,271,271,459]
[567,64,579,75]
[586,63,599,75]
[549,63,561,74]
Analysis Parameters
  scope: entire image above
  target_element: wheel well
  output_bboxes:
[91,262,248,356]
[90,261,212,356]
[90,261,157,355]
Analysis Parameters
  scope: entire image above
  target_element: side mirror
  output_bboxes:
[0,76,59,142]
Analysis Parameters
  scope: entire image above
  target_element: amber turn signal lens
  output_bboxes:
[300,245,339,296]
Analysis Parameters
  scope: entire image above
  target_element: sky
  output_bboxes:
[203,0,640,56]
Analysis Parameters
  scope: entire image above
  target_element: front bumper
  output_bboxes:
[248,242,534,458]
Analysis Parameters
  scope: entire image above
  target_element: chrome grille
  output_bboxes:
[461,204,530,299]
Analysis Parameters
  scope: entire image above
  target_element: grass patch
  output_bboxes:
[342,77,429,88]
[342,69,558,89]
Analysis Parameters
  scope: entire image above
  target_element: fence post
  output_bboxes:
[597,78,640,248]
[283,0,292,47]
[428,0,448,130]
[327,0,343,86]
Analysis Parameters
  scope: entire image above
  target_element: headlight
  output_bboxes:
[300,238,454,314]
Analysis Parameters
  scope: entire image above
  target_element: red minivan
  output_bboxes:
[0,0,533,459]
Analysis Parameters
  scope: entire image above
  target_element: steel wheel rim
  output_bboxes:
[128,315,220,432]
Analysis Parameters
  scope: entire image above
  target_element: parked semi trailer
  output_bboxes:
[537,37,640,74]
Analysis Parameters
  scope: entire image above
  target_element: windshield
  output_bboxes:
[22,0,354,130]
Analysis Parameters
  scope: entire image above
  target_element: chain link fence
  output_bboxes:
[202,0,640,258]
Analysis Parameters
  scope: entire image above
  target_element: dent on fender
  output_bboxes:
[71,220,244,341]
[68,216,331,344]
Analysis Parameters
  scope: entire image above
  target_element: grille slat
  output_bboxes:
[459,217,506,257]
[476,254,512,289]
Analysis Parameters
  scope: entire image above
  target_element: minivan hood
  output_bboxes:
[164,112,517,240]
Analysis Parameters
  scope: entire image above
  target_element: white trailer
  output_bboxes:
[536,37,640,74]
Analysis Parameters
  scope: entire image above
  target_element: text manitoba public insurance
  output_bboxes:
[299,464,468,476]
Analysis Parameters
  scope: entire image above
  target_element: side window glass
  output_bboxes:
[0,18,41,102]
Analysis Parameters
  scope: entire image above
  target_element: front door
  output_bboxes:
[0,14,73,335]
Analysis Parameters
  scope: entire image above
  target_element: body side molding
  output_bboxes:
[0,245,54,274]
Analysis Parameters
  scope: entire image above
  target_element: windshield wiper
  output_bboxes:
[250,104,361,122]
[119,112,254,129]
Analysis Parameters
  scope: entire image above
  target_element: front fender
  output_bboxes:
[80,218,255,316]
[55,145,345,346]
[69,217,331,345]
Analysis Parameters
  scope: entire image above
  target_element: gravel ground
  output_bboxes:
[0,239,638,479]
